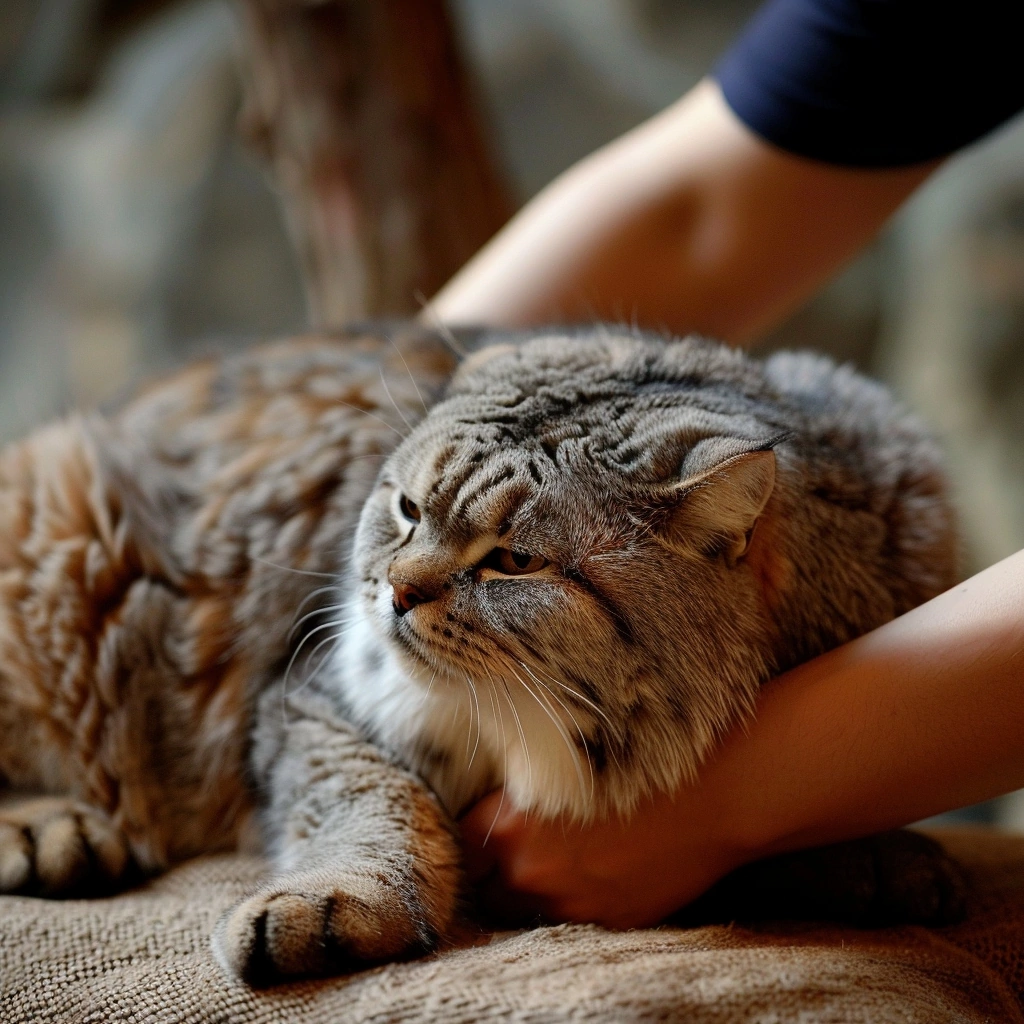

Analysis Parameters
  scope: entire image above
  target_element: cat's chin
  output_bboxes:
[336,594,689,823]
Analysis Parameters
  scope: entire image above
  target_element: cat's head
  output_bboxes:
[351,332,789,817]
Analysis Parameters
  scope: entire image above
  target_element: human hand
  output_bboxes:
[459,784,749,930]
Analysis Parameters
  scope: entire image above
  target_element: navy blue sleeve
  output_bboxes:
[714,0,1024,167]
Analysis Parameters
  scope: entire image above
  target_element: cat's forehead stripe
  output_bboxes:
[425,442,458,495]
[448,465,516,522]
[432,457,534,540]
[424,448,482,513]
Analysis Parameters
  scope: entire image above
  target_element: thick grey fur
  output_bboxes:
[0,328,960,984]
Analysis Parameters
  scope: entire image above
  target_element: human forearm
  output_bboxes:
[719,547,1024,860]
[431,80,937,342]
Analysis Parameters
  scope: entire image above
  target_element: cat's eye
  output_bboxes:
[486,548,549,576]
[398,493,421,523]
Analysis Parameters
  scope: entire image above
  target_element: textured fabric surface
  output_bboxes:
[3,830,1024,1023]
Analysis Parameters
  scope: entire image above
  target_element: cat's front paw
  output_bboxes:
[212,868,439,985]
[0,796,132,896]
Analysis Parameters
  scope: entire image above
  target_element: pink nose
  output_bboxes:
[392,581,433,616]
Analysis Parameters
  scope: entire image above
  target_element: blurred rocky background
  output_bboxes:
[2,0,1023,825]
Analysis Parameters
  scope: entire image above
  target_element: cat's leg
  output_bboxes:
[683,830,966,927]
[0,794,132,896]
[213,687,460,985]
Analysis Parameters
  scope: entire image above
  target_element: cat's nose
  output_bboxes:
[392,580,435,616]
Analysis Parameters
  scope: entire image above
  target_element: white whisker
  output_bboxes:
[416,292,468,357]
[281,617,353,720]
[464,674,482,771]
[483,680,508,846]
[379,369,416,434]
[346,452,390,465]
[530,666,623,774]
[509,663,590,809]
[518,664,595,806]
[301,626,350,683]
[508,666,575,761]
[336,399,408,440]
[452,685,463,729]
[288,600,346,644]
[253,555,335,579]
[287,630,349,701]
[460,675,472,758]
[525,661,616,733]
[290,584,341,625]
[495,672,532,798]
[383,331,430,416]
[420,670,438,708]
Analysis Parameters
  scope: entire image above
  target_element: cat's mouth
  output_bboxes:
[388,615,483,683]
[389,617,441,669]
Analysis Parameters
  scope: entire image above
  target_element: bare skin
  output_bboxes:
[431,79,937,343]
[443,78,1024,925]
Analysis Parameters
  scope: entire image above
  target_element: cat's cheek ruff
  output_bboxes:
[336,592,715,822]
[329,597,498,816]
[335,586,605,820]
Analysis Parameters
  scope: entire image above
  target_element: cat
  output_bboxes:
[0,323,963,985]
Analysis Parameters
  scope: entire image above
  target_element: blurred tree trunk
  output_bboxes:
[236,0,512,326]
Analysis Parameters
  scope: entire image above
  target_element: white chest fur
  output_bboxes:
[331,599,596,820]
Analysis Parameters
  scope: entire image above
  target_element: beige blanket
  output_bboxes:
[3,830,1024,1023]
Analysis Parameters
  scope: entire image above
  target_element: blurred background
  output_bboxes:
[2,0,1023,825]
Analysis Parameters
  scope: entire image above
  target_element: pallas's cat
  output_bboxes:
[0,325,962,984]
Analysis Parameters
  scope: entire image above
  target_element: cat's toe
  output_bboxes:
[0,796,132,896]
[213,870,430,985]
[215,890,329,982]
[0,822,32,890]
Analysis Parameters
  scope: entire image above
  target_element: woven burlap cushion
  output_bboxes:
[3,830,1024,1023]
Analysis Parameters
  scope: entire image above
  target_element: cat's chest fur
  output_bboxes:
[333,596,590,819]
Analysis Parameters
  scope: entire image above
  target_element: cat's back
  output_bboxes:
[756,347,958,636]
[101,325,460,689]
[116,328,457,489]
[0,325,458,638]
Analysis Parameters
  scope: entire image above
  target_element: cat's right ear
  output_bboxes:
[652,446,776,565]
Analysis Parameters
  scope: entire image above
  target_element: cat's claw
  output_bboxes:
[0,796,132,896]
[213,869,435,985]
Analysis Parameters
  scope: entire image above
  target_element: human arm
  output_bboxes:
[461,547,1024,928]
[429,79,937,343]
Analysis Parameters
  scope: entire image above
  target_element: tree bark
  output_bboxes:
[236,0,512,326]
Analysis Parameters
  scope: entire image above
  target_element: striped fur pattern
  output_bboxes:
[0,327,957,983]
[341,332,956,826]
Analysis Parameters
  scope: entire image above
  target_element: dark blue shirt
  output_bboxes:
[714,0,1024,167]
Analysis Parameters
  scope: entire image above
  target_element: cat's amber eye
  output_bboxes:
[398,493,421,523]
[487,548,549,576]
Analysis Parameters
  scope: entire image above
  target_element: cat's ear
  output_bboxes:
[654,445,776,565]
